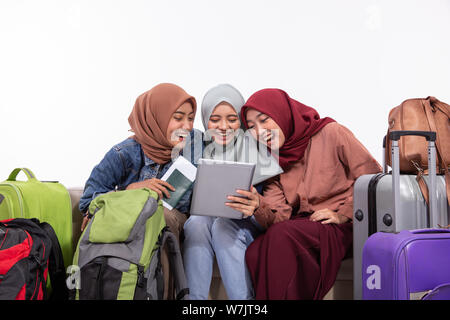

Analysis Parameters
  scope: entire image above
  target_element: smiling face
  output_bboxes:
[245,108,285,150]
[207,102,241,145]
[166,102,195,148]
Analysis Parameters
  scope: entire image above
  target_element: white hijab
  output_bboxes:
[201,84,283,185]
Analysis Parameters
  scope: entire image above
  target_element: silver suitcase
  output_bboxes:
[353,131,449,300]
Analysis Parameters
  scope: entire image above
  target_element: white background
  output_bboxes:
[1,0,449,188]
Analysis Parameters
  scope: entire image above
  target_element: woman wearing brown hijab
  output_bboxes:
[232,88,382,300]
[78,83,203,298]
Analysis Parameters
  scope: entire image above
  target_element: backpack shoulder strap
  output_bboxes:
[159,230,189,300]
[38,221,69,300]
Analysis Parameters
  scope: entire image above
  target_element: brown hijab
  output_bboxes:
[128,83,197,164]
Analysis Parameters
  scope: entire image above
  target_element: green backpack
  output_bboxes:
[70,188,189,300]
[0,168,73,269]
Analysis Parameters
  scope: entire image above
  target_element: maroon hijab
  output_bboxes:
[240,89,335,169]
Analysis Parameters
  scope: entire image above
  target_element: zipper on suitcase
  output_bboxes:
[368,173,387,236]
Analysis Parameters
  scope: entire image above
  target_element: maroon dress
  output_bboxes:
[246,216,353,299]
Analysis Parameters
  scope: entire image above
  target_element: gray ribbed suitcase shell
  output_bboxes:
[353,132,449,300]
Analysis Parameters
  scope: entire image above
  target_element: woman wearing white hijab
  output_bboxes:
[183,84,282,300]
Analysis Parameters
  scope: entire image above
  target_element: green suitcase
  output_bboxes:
[0,168,73,269]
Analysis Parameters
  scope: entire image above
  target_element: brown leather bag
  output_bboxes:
[385,96,450,206]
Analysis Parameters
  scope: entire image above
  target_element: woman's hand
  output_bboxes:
[225,186,260,217]
[309,208,349,225]
[81,215,90,232]
[126,178,175,200]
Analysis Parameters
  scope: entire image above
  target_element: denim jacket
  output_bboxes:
[79,129,204,214]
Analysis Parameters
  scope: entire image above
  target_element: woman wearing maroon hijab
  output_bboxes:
[233,88,382,299]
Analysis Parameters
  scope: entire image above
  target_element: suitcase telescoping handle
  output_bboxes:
[389,130,438,228]
[382,136,388,173]
[389,130,436,142]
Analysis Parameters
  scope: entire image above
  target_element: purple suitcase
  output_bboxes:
[362,228,450,300]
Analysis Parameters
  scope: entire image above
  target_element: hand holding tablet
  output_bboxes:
[190,158,256,219]
[225,186,260,217]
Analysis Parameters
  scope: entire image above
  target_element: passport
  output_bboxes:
[162,168,193,209]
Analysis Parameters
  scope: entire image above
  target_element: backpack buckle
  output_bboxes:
[137,264,145,288]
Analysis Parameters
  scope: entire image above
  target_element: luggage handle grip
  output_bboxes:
[7,168,37,182]
[411,228,450,234]
[389,130,436,142]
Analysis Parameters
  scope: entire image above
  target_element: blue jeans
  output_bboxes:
[183,215,262,300]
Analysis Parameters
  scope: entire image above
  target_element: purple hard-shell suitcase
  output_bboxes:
[362,228,450,300]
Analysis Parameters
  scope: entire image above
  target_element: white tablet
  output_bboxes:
[189,158,256,219]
